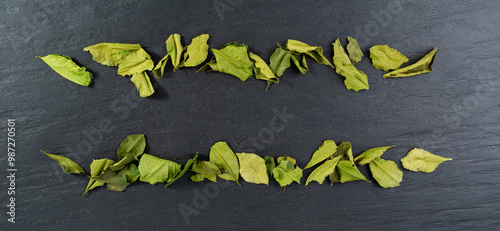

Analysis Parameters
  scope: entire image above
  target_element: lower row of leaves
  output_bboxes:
[42,134,451,195]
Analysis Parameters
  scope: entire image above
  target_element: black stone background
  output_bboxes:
[1,0,499,230]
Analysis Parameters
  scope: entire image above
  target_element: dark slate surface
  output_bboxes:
[1,0,499,230]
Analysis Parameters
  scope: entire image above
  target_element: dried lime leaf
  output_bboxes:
[272,160,303,187]
[192,160,221,175]
[369,45,409,71]
[120,164,140,184]
[165,153,198,187]
[354,145,396,165]
[336,160,369,183]
[237,153,269,185]
[369,158,402,188]
[269,46,291,77]
[106,152,138,172]
[191,173,217,182]
[84,158,115,195]
[285,39,333,67]
[199,42,254,81]
[304,140,337,169]
[152,54,169,78]
[277,156,297,165]
[181,34,209,67]
[209,141,240,185]
[117,134,146,160]
[401,148,451,173]
[346,37,363,64]
[383,47,437,78]
[90,171,128,192]
[117,48,154,76]
[333,39,369,92]
[263,156,275,177]
[166,34,184,70]
[36,54,92,86]
[40,150,85,175]
[333,142,355,165]
[83,43,142,66]
[130,71,155,97]
[138,154,181,185]
[290,52,309,74]
[249,52,279,90]
[305,155,342,186]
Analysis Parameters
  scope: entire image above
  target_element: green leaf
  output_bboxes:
[354,145,396,165]
[369,45,409,71]
[401,148,452,173]
[383,47,437,78]
[285,39,333,67]
[165,153,198,187]
[369,158,403,188]
[36,54,92,86]
[181,34,210,67]
[83,43,142,66]
[263,155,275,177]
[269,46,291,77]
[107,152,138,172]
[83,158,115,195]
[117,134,146,160]
[277,156,297,165]
[304,140,337,169]
[346,36,363,64]
[200,42,254,81]
[130,71,155,97]
[333,39,369,92]
[152,54,169,78]
[328,168,340,184]
[90,171,128,192]
[191,173,217,182]
[336,160,369,183]
[209,141,240,185]
[333,142,355,165]
[249,52,279,90]
[117,48,154,76]
[166,34,184,70]
[138,154,181,185]
[192,160,221,175]
[236,153,269,185]
[41,150,85,175]
[290,52,309,74]
[119,164,140,184]
[272,160,303,187]
[305,155,342,186]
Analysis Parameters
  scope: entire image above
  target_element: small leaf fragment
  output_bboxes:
[305,155,342,186]
[165,153,198,187]
[36,54,93,86]
[336,160,369,183]
[333,142,355,165]
[106,152,138,172]
[209,141,240,185]
[191,173,217,182]
[84,158,115,195]
[354,145,396,165]
[166,34,184,70]
[138,154,181,185]
[117,134,146,160]
[383,47,437,78]
[369,45,409,71]
[401,148,452,173]
[249,52,279,90]
[285,39,333,67]
[130,71,155,97]
[290,52,309,74]
[152,54,169,78]
[263,155,275,177]
[181,34,210,67]
[41,150,85,175]
[369,158,402,188]
[304,140,337,169]
[277,156,297,165]
[237,153,269,185]
[120,164,140,184]
[83,43,142,66]
[90,171,128,192]
[333,39,369,92]
[269,46,291,77]
[272,160,303,187]
[346,37,363,64]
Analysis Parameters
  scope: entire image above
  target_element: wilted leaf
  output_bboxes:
[369,158,402,188]
[290,52,309,74]
[119,164,140,184]
[166,34,184,70]
[333,142,355,165]
[209,141,240,185]
[285,39,333,67]
[383,47,437,78]
[269,46,291,77]
[117,48,154,76]
[152,54,169,78]
[346,37,363,64]
[83,158,115,195]
[199,42,254,81]
[249,52,279,90]
[354,145,396,165]
[165,153,198,187]
[272,160,303,187]
[83,43,142,66]
[192,160,221,175]
[90,171,128,192]
[117,134,146,160]
[36,54,92,86]
[277,156,297,165]
[237,153,269,185]
[336,160,369,183]
[333,39,369,92]
[263,155,275,177]
[130,71,155,97]
[138,154,181,185]
[369,45,408,71]
[106,152,138,172]
[181,34,209,67]
[304,140,337,169]
[401,148,451,173]
[41,150,85,175]
[191,173,217,182]
[305,155,342,186]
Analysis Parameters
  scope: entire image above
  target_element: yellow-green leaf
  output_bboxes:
[83,43,142,66]
[333,39,369,92]
[130,71,155,97]
[369,45,409,71]
[117,134,146,160]
[200,42,254,81]
[290,52,309,74]
[181,34,209,67]
[272,160,303,187]
[152,54,169,78]
[138,154,181,185]
[249,52,279,90]
[36,54,92,86]
[304,140,337,169]
[106,152,138,172]
[236,153,269,185]
[269,46,291,77]
[277,156,297,165]
[209,141,240,185]
[383,47,437,78]
[166,34,184,70]
[305,155,342,186]
[83,158,115,195]
[336,160,369,183]
[192,160,221,175]
[165,153,198,187]
[191,173,217,182]
[369,158,402,188]
[401,148,452,173]
[346,36,363,64]
[285,39,333,67]
[333,142,355,165]
[119,164,140,184]
[89,171,128,192]
[354,145,396,165]
[117,48,154,76]
[40,150,85,175]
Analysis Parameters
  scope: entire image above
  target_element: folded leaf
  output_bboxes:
[237,153,269,185]
[181,34,209,67]
[36,54,92,86]
[369,158,402,188]
[328,168,340,184]
[333,142,355,165]
[200,42,254,81]
[166,34,184,70]
[263,155,275,177]
[383,47,437,78]
[285,39,333,67]
[152,54,169,78]
[117,48,154,76]
[117,134,146,160]
[165,153,198,187]
[107,152,138,172]
[84,158,115,195]
[90,171,128,192]
[269,46,291,77]
[354,145,396,165]
[333,39,369,92]
[277,156,297,165]
[138,154,181,185]
[305,155,342,186]
[272,160,303,187]
[336,160,369,183]
[209,141,240,185]
[83,43,142,66]
[119,164,140,184]
[346,37,363,64]
[401,148,451,173]
[369,45,408,71]
[40,150,85,175]
[191,173,217,182]
[130,71,155,97]
[290,52,309,74]
[192,160,221,175]
[249,52,279,90]
[304,140,337,169]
